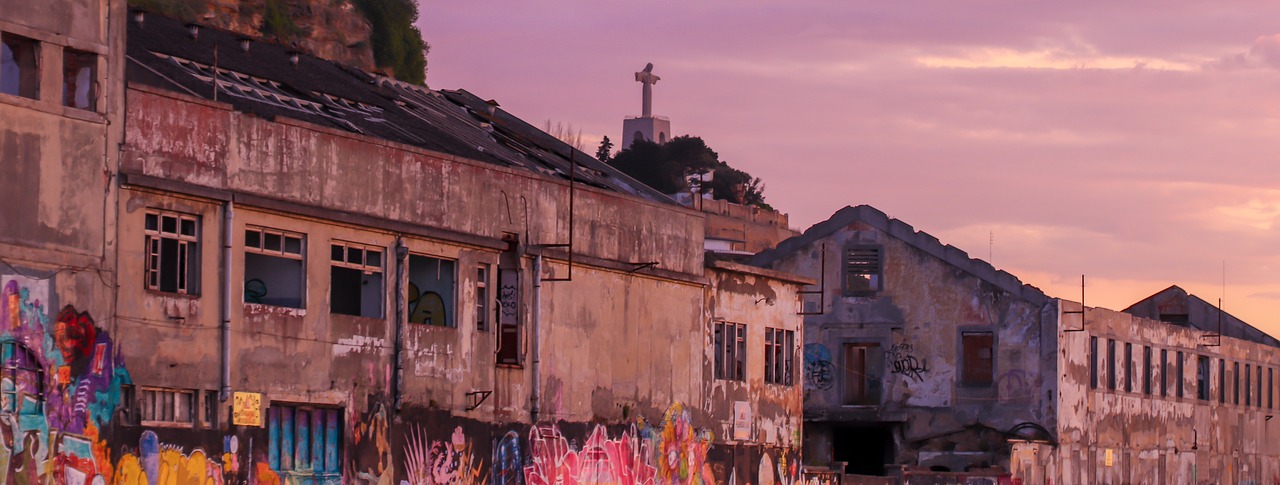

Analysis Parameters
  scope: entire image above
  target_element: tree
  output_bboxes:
[608,135,770,209]
[596,136,614,163]
[352,0,429,85]
[542,120,584,152]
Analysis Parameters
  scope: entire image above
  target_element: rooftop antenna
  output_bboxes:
[1063,274,1087,332]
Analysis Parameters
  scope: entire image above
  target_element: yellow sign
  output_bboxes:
[232,392,263,427]
[1104,448,1114,467]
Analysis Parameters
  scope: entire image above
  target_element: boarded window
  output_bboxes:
[713,322,747,381]
[329,241,383,318]
[843,246,882,295]
[1,33,39,99]
[144,210,200,295]
[408,254,455,327]
[1197,355,1210,401]
[268,404,341,482]
[961,332,994,387]
[244,226,306,308]
[496,268,520,365]
[764,328,794,386]
[62,48,96,110]
[843,343,881,405]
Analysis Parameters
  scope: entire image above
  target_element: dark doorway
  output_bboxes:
[833,424,895,476]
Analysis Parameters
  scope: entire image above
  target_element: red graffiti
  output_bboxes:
[54,306,96,365]
[526,425,658,485]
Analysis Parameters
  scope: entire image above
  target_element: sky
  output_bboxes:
[419,1,1280,335]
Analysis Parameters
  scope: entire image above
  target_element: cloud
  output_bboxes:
[1207,34,1280,70]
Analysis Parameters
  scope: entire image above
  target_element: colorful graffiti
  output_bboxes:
[403,425,485,485]
[0,276,129,485]
[802,344,833,391]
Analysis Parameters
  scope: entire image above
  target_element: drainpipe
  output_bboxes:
[530,254,542,423]
[219,200,233,401]
[393,238,407,411]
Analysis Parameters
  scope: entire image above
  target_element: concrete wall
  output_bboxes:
[761,209,1056,473]
[1053,301,1280,485]
[107,83,808,485]
[0,0,125,482]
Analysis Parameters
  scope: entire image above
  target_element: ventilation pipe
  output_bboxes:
[530,254,542,423]
[219,200,233,401]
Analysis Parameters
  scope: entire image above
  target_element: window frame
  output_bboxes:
[328,240,385,318]
[960,331,995,387]
[139,386,196,428]
[476,264,490,332]
[713,321,747,382]
[244,225,307,309]
[764,327,795,386]
[407,253,458,328]
[842,244,883,296]
[1,33,40,100]
[0,341,43,416]
[61,47,97,111]
[144,209,201,295]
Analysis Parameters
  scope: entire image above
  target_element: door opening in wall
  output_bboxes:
[833,424,895,476]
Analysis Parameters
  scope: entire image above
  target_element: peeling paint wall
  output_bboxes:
[760,212,1056,474]
[1054,301,1280,485]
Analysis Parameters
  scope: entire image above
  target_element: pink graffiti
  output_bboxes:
[526,424,658,485]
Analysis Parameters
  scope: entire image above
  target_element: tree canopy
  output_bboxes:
[352,0,429,85]
[609,136,769,209]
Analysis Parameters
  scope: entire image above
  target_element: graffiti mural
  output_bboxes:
[0,276,129,485]
[403,425,485,485]
[492,432,522,485]
[802,344,834,391]
[887,342,927,383]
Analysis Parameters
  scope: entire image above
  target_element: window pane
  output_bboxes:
[146,213,158,231]
[284,236,302,255]
[62,49,97,109]
[1,34,39,99]
[180,219,196,236]
[264,233,282,252]
[366,250,381,268]
[161,215,177,234]
[331,244,344,262]
[245,229,260,249]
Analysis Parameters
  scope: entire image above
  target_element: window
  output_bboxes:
[1176,351,1184,398]
[843,343,882,405]
[961,332,994,387]
[1124,343,1133,392]
[62,48,97,110]
[144,210,200,295]
[1159,313,1189,325]
[244,226,306,308]
[1197,355,1210,401]
[764,328,794,386]
[1270,368,1274,409]
[843,246,882,295]
[268,404,341,482]
[1246,364,1252,405]
[1160,349,1168,397]
[0,342,42,415]
[1235,362,1241,405]
[1143,346,1152,395]
[476,264,490,331]
[496,268,520,365]
[329,241,383,318]
[140,387,195,426]
[1,33,39,99]
[713,321,746,381]
[408,254,455,327]
[1089,337,1098,389]
[1106,339,1116,390]
[1219,359,1226,404]
[1258,366,1263,407]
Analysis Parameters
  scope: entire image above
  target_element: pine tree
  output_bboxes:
[596,136,614,163]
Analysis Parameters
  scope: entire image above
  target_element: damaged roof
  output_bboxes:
[124,12,674,203]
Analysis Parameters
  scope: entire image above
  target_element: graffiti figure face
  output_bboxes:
[54,306,96,364]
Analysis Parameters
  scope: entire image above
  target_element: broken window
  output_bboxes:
[843,245,882,296]
[62,48,96,110]
[476,264,490,331]
[0,342,42,415]
[495,268,520,365]
[1160,349,1168,397]
[1124,343,1133,392]
[1143,346,1152,395]
[842,343,881,405]
[140,387,194,426]
[713,321,747,381]
[764,328,794,386]
[1089,337,1098,389]
[407,254,455,327]
[1219,358,1226,403]
[145,210,200,295]
[1,33,39,99]
[1106,339,1116,391]
[244,226,306,308]
[268,404,341,482]
[1197,355,1210,401]
[961,332,994,387]
[329,241,383,318]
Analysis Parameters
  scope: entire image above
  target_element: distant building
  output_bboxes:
[622,62,671,148]
[1124,285,1280,347]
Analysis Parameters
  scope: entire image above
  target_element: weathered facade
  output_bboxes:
[48,10,812,485]
[1043,301,1280,485]
[0,0,128,480]
[750,205,1057,476]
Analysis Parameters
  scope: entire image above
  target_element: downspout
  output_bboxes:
[530,254,542,423]
[393,238,407,411]
[220,200,233,401]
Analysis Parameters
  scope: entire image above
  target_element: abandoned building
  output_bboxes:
[0,3,813,484]
[752,205,1280,484]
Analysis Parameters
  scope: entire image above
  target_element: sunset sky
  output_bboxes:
[419,2,1280,334]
